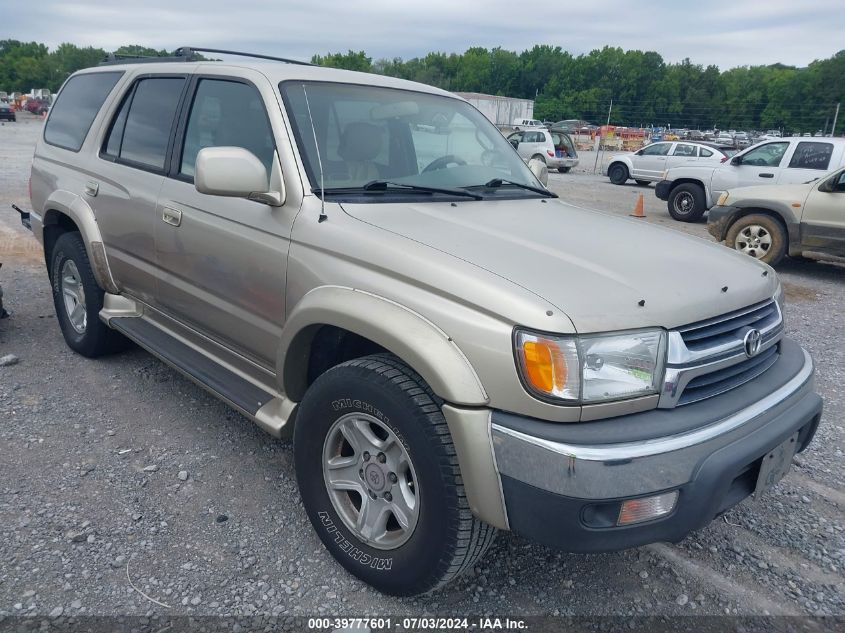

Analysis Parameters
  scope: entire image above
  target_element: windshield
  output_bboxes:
[280,82,541,198]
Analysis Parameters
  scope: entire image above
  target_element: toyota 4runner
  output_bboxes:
[18,48,822,596]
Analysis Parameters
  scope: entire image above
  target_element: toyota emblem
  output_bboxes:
[743,329,762,357]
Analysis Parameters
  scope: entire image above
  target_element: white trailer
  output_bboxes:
[455,92,534,127]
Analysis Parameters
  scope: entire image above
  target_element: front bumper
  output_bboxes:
[490,338,822,551]
[655,180,672,200]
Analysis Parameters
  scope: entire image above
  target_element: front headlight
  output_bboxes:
[716,192,729,206]
[515,329,666,404]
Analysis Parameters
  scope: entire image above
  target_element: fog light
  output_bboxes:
[617,491,678,526]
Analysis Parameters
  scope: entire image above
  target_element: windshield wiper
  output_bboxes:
[476,178,558,198]
[361,180,483,200]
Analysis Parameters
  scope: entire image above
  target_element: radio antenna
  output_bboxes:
[302,84,327,223]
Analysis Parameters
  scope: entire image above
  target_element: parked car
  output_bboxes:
[20,53,821,596]
[606,141,731,186]
[734,132,751,149]
[512,117,544,129]
[507,128,579,173]
[26,98,50,115]
[714,131,735,146]
[0,103,15,122]
[656,137,845,221]
[707,166,845,265]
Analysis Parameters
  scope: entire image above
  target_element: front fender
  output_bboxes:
[277,285,489,406]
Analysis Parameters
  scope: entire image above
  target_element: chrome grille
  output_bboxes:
[678,300,780,352]
[659,299,783,408]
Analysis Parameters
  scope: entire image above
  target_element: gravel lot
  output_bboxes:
[1,114,843,622]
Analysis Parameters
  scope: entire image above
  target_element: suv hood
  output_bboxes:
[725,181,814,202]
[342,198,778,332]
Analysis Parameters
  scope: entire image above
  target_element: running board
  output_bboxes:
[110,316,294,436]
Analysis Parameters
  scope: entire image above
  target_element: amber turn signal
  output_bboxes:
[520,338,567,394]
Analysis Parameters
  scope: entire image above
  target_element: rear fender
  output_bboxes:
[40,190,118,293]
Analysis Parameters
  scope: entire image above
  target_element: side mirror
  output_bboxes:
[730,156,742,166]
[528,157,549,187]
[195,146,283,206]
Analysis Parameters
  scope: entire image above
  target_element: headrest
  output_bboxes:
[338,122,383,162]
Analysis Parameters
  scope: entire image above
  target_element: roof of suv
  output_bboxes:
[81,60,455,99]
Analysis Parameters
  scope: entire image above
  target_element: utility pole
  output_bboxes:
[831,102,840,137]
[594,98,612,173]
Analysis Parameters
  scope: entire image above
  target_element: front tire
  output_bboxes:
[668,183,706,222]
[294,354,496,596]
[725,214,786,266]
[50,232,128,357]
[608,163,628,185]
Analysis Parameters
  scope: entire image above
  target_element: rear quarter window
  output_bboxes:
[44,72,123,152]
[788,142,834,170]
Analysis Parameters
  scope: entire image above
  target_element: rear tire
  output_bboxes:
[294,354,496,596]
[50,232,129,357]
[608,163,628,185]
[668,183,706,222]
[725,214,786,266]
[531,154,546,164]
[558,166,571,173]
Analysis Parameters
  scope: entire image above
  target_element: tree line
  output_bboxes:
[313,47,844,134]
[2,40,841,134]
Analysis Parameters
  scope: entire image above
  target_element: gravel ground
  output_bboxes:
[0,114,843,622]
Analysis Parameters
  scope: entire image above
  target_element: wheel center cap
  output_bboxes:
[364,464,386,491]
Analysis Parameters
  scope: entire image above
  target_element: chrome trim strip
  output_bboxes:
[676,299,776,334]
[492,349,812,463]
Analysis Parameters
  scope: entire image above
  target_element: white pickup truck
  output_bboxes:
[655,138,845,221]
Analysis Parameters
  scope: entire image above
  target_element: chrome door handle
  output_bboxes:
[84,181,99,197]
[162,206,182,227]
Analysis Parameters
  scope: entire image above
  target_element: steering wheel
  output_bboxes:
[422,154,467,173]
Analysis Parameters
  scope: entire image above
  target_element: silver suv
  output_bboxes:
[20,48,823,596]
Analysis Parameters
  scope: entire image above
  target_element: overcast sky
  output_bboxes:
[4,0,844,69]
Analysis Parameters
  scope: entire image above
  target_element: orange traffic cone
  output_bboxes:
[630,193,645,218]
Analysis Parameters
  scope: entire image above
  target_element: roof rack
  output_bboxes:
[99,47,313,67]
[174,47,314,66]
[99,52,191,66]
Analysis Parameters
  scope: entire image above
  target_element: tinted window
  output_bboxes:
[104,77,185,170]
[788,142,833,170]
[44,72,122,151]
[180,79,274,178]
[641,143,671,156]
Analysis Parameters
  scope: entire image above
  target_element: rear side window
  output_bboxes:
[700,148,713,157]
[103,77,185,171]
[44,72,123,151]
[788,142,833,170]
